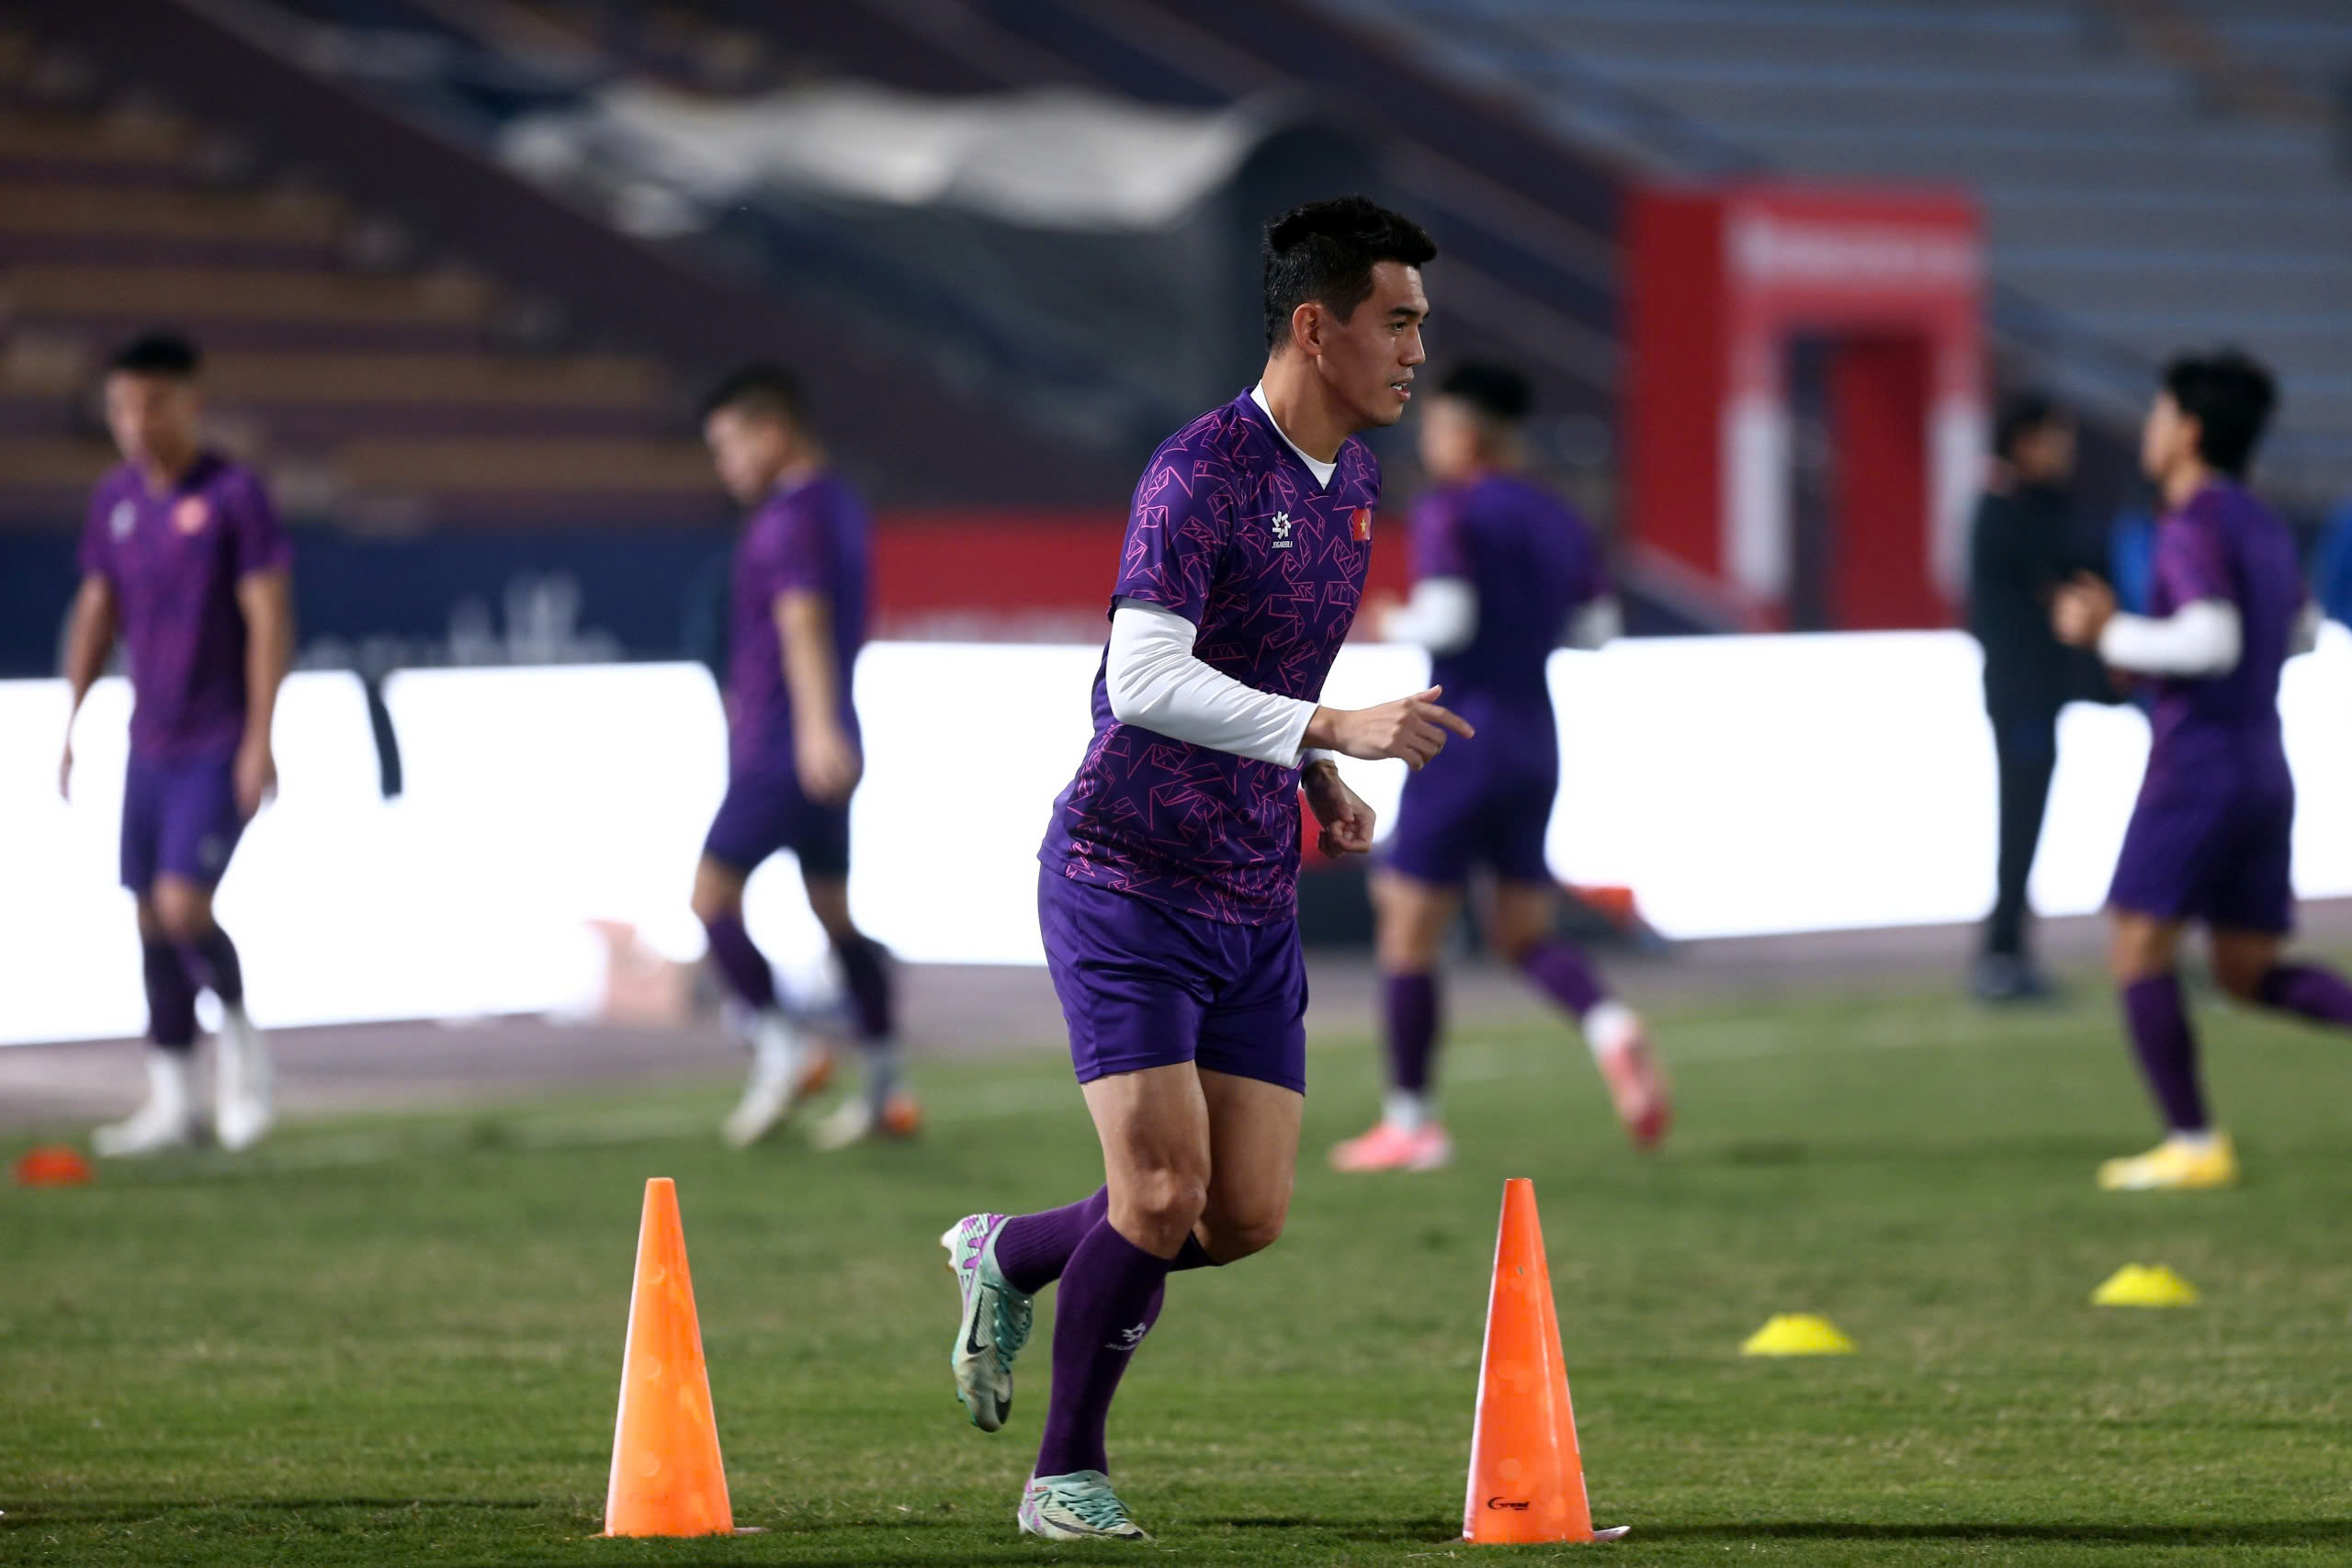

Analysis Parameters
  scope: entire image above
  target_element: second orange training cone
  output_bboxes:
[1462,1178,1626,1544]
[603,1178,733,1537]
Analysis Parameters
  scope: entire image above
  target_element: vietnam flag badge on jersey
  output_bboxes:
[1350,507,1374,541]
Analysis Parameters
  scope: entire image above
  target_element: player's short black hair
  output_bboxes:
[699,361,806,426]
[1262,195,1436,351]
[1993,389,2066,461]
[108,331,201,378]
[1438,361,1532,424]
[2162,349,2277,478]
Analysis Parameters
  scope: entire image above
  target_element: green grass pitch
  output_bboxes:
[7,975,2352,1564]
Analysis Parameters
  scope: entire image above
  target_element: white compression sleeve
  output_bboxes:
[2098,599,2242,677]
[2290,599,2321,658]
[1104,601,1317,765]
[1566,596,1623,650]
[1383,577,1477,654]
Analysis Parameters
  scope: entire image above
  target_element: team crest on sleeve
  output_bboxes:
[171,495,211,536]
[108,500,136,539]
[1351,507,1374,541]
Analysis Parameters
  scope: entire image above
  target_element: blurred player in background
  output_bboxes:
[1329,362,1667,1173]
[2053,350,2351,1190]
[59,333,291,1156]
[693,364,913,1150]
[1968,391,2099,1003]
[940,197,1469,1541]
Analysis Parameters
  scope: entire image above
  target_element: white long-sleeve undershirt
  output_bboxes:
[1567,596,1622,650]
[1105,600,1320,766]
[1383,582,1623,657]
[1384,577,1478,653]
[2098,599,2242,678]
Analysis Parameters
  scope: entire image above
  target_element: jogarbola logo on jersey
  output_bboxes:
[1269,511,1294,549]
[172,496,211,536]
[108,500,135,540]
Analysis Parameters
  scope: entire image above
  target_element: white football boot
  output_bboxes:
[1017,1472,1150,1541]
[94,1048,198,1157]
[212,1002,276,1152]
[941,1212,1032,1431]
[721,1009,831,1147]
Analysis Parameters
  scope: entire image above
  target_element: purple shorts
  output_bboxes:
[703,763,851,880]
[1383,761,1556,887]
[1037,866,1306,1094]
[2109,784,2295,934]
[121,751,246,893]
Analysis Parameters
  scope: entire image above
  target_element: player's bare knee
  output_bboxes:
[1113,1166,1209,1250]
[1490,928,1542,968]
[152,884,210,943]
[1202,1208,1286,1262]
[805,882,857,943]
[2211,953,2269,1002]
[2216,966,2266,1003]
[689,865,741,927]
[2109,918,2173,984]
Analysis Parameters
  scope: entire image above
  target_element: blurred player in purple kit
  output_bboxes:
[2053,350,2349,1190]
[938,197,1472,1540]
[59,333,292,1156]
[1331,363,1668,1173]
[692,364,914,1150]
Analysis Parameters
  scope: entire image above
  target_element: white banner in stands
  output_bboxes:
[6,627,2351,1045]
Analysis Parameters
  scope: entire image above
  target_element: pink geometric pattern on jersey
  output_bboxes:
[1043,392,1379,924]
[81,452,289,760]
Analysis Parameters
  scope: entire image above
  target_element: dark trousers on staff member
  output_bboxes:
[1986,705,2060,972]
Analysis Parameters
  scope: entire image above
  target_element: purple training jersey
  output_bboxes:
[1042,390,1379,924]
[80,451,289,760]
[2138,478,2302,800]
[1416,472,1603,720]
[1383,474,1601,888]
[725,469,869,773]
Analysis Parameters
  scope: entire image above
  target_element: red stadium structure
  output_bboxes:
[1625,184,1985,632]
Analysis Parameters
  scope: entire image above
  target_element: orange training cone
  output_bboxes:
[603,1178,733,1537]
[14,1145,93,1187]
[1462,1179,1626,1544]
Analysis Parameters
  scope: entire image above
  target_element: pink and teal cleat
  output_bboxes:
[939,1212,1033,1432]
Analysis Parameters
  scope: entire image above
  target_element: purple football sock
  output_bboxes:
[2256,964,2352,1028]
[2122,973,2207,1133]
[1035,1220,1173,1478]
[180,924,243,1006]
[994,1189,1108,1294]
[700,910,776,1011]
[1383,972,1439,1095]
[995,1190,1218,1295]
[142,941,197,1052]
[1519,939,1607,1019]
[831,932,894,1041]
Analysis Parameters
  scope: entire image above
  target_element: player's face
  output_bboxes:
[1417,394,1485,482]
[1319,260,1429,430]
[2140,391,2194,482]
[2012,420,2075,486]
[103,371,199,473]
[704,406,793,505]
